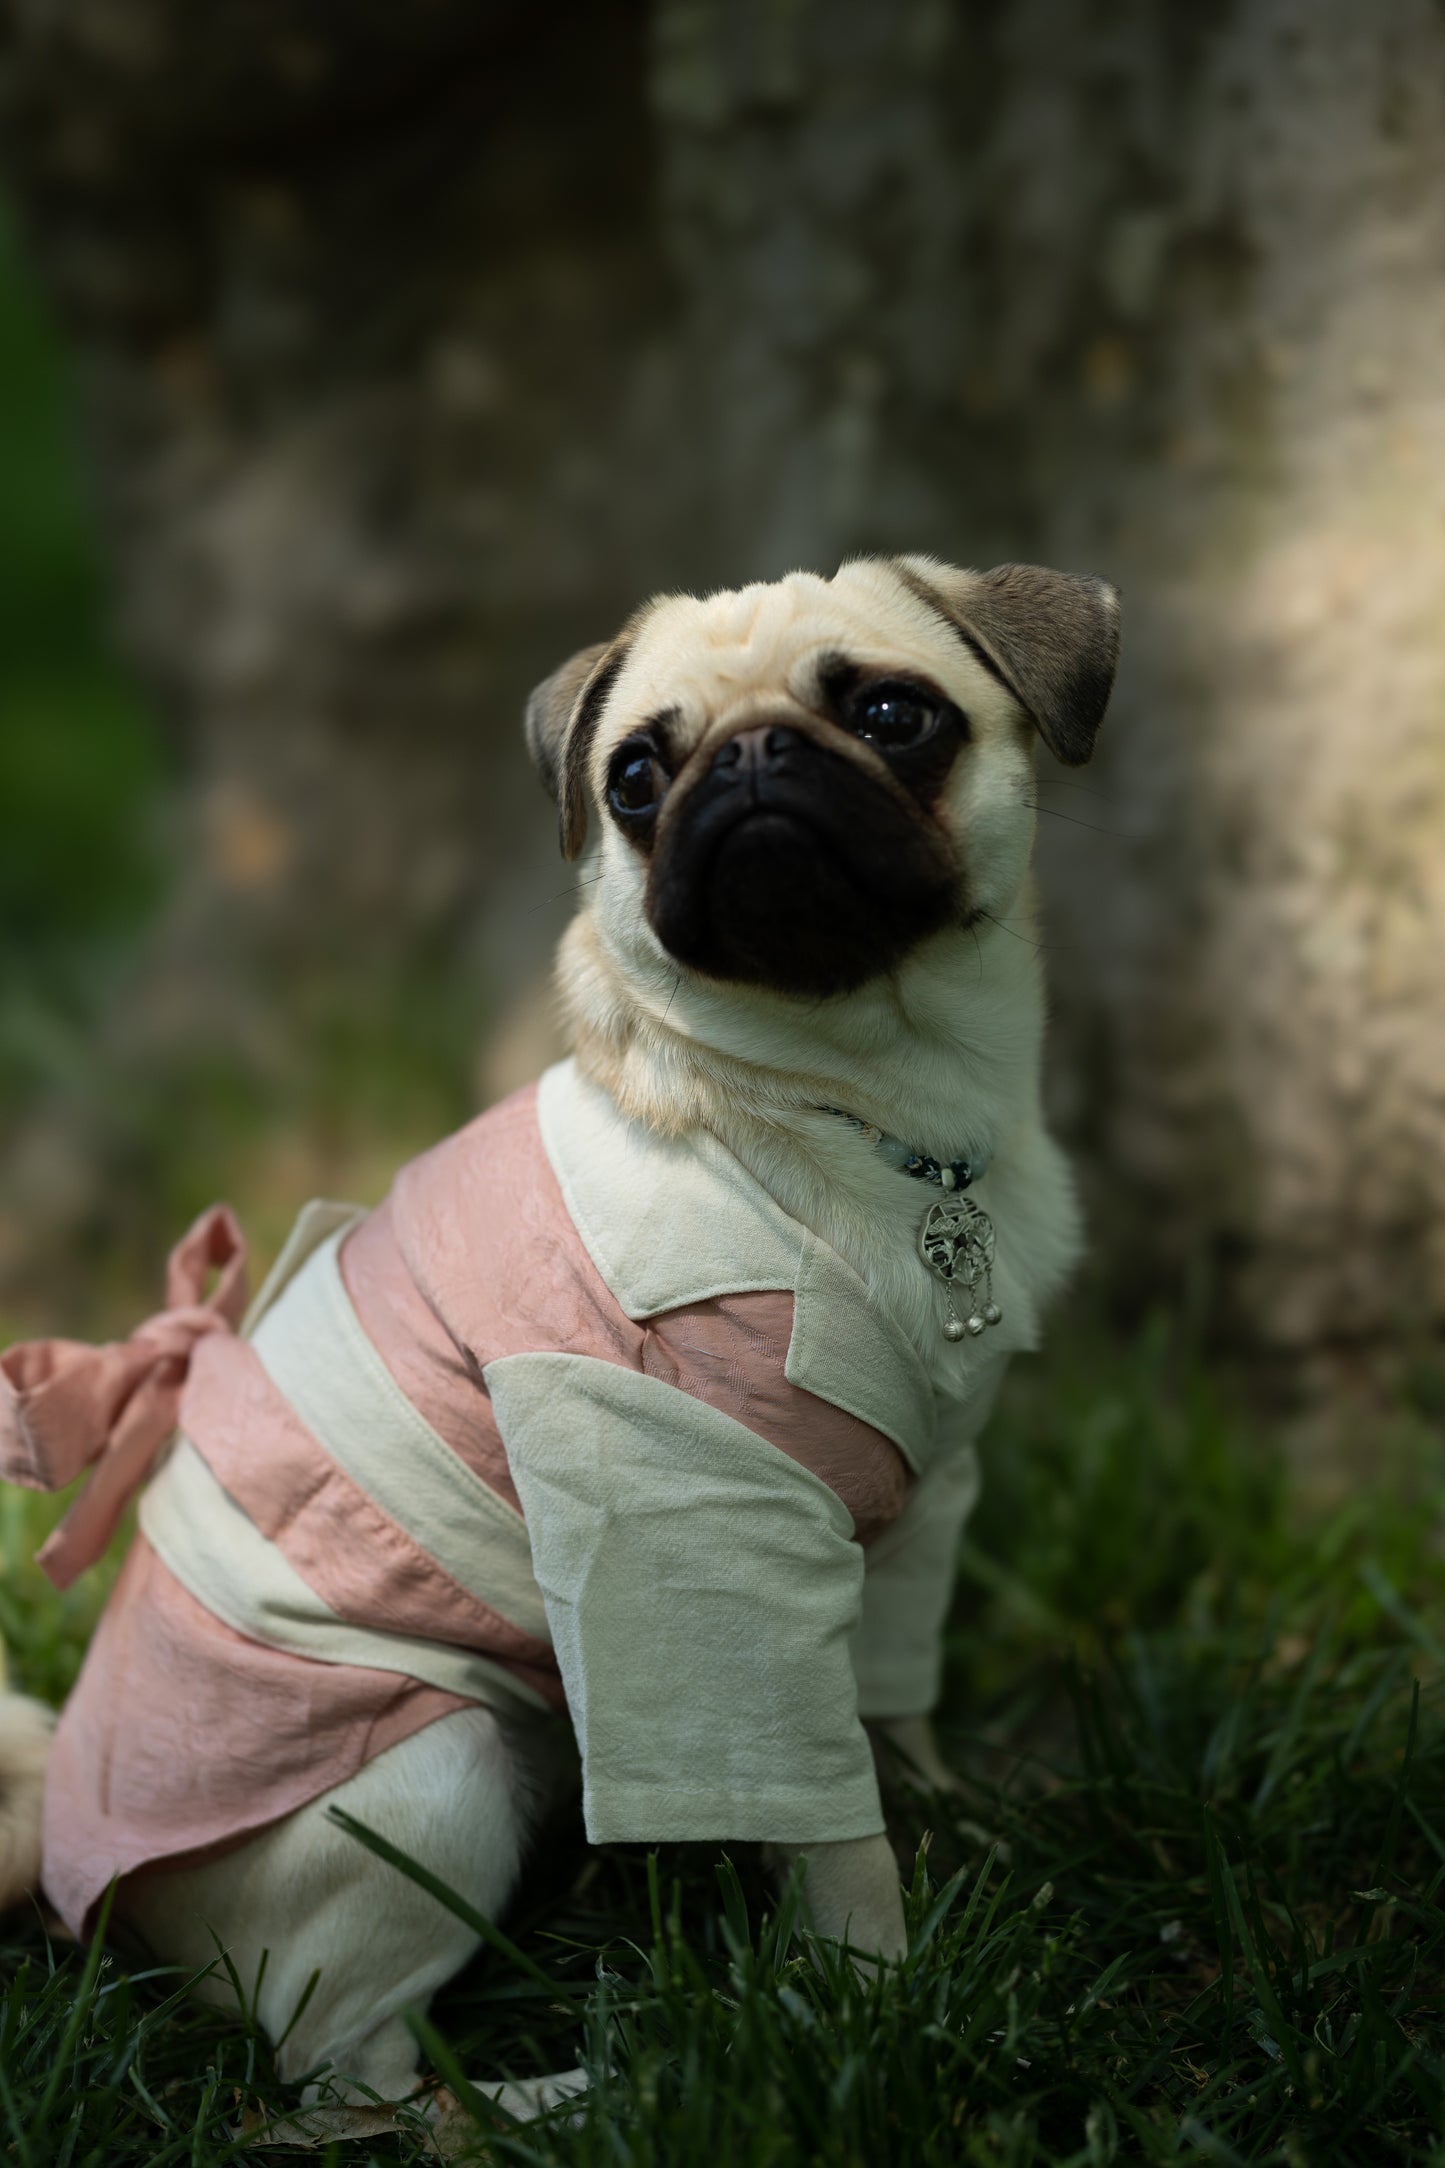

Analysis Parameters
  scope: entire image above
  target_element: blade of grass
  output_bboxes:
[327,1807,563,1998]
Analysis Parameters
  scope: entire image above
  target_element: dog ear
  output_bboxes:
[895,558,1121,765]
[524,639,632,860]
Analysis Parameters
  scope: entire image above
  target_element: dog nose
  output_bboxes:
[712,725,800,775]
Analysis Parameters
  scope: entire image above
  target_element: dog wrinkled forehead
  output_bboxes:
[525,557,1120,860]
[610,567,940,720]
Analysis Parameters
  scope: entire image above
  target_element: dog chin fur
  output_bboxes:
[558,891,1083,1396]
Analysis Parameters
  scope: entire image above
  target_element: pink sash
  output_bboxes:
[0,1206,246,1588]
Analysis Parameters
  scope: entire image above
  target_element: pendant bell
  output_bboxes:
[918,1193,1001,1344]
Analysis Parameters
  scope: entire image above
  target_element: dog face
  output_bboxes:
[526,558,1119,1001]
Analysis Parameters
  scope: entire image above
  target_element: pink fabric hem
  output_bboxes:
[42,1539,468,1937]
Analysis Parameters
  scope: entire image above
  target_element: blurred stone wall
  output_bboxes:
[3,0,1444,1353]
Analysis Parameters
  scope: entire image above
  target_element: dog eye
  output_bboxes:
[847,682,939,751]
[608,748,666,817]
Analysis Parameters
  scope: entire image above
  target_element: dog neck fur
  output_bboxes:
[557,863,1079,1388]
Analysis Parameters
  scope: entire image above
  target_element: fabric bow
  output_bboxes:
[0,1204,247,1589]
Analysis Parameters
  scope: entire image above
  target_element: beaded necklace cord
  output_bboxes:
[816,1105,991,1193]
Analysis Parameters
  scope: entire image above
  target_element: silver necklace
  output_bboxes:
[818,1108,1003,1343]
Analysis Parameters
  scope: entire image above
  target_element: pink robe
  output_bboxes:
[9,1079,913,1934]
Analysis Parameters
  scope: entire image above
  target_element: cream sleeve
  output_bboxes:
[485,1351,885,1846]
[849,1365,1006,1720]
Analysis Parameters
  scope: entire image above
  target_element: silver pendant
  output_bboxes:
[918,1195,1002,1342]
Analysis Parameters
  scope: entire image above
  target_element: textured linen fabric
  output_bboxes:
[40,1065,972,1934]
[850,1375,1008,1719]
[849,1450,984,1719]
[488,1354,882,1843]
[42,1537,464,1936]
[0,1205,247,1587]
[140,1435,551,1710]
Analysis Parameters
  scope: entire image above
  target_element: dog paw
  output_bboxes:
[428,2066,591,2149]
[872,1713,966,1794]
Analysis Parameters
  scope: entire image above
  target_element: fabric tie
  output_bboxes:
[0,1204,247,1589]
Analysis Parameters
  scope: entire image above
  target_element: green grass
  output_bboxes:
[2,1314,1442,2165]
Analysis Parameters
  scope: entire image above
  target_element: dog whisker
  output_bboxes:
[976,910,1077,955]
[976,910,1040,949]
[1023,800,1121,838]
[528,874,607,912]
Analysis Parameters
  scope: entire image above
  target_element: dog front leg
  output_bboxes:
[767,1832,906,1966]
[870,1711,964,1793]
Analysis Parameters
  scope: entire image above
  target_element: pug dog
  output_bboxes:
[0,555,1118,2125]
